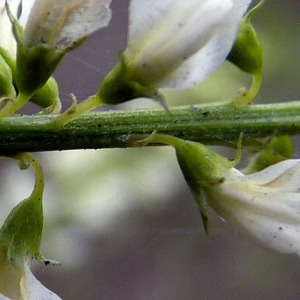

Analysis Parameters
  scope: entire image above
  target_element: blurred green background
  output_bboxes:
[2,1,300,299]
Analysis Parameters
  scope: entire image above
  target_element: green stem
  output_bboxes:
[0,101,300,152]
[51,94,102,128]
[0,93,31,119]
[234,71,262,106]
[9,152,44,199]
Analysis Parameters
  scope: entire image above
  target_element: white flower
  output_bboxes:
[142,135,300,255]
[23,0,112,48]
[0,248,61,300]
[125,0,252,88]
[206,159,300,254]
[0,0,113,117]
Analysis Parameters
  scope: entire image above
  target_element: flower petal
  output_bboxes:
[18,0,35,25]
[20,261,61,300]
[160,0,252,88]
[207,167,300,254]
[127,0,251,88]
[246,159,300,192]
[25,0,112,47]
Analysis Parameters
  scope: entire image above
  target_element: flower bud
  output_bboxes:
[227,0,263,74]
[227,0,264,105]
[30,77,61,114]
[0,55,16,98]
[243,135,294,174]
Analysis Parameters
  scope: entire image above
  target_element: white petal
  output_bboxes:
[20,262,62,300]
[25,0,112,47]
[58,0,112,46]
[207,168,300,254]
[160,0,252,88]
[19,0,35,25]
[245,159,300,192]
[127,0,251,88]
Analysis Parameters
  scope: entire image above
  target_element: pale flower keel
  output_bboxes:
[206,160,300,254]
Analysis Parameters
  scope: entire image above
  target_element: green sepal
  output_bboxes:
[30,77,62,114]
[0,153,44,268]
[97,53,168,110]
[243,135,294,174]
[15,43,64,97]
[135,133,235,234]
[0,55,16,98]
[0,47,16,75]
[227,0,264,75]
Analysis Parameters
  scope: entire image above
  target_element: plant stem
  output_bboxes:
[0,101,300,153]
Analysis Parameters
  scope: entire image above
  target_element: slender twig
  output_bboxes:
[0,101,300,153]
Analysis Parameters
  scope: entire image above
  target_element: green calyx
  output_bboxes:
[227,0,264,75]
[15,43,64,97]
[6,3,62,97]
[0,153,44,268]
[135,133,241,234]
[97,53,168,110]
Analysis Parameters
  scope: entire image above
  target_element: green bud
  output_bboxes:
[0,153,44,268]
[0,55,16,98]
[243,135,294,174]
[30,77,62,114]
[227,0,264,75]
[97,53,168,110]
